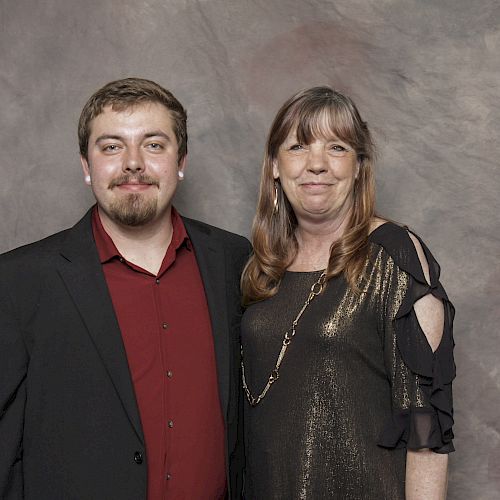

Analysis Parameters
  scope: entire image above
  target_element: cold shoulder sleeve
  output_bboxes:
[370,223,456,453]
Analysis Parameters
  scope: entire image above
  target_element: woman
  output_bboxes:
[240,87,455,499]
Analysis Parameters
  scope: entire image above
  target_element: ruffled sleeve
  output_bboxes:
[370,222,456,453]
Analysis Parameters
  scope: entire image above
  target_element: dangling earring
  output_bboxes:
[178,171,184,180]
[273,182,279,215]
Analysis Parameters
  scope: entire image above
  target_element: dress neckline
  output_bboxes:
[285,269,325,275]
[284,222,397,274]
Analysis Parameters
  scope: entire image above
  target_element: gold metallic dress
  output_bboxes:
[241,223,455,499]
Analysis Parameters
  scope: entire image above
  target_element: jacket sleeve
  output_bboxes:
[0,280,28,499]
[231,237,252,499]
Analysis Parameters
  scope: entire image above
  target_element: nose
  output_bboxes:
[123,147,144,173]
[307,145,327,174]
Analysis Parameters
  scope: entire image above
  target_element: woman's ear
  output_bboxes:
[355,158,361,180]
[272,159,279,180]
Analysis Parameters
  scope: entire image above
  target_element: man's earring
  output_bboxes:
[85,175,91,185]
[178,171,184,180]
[273,182,279,214]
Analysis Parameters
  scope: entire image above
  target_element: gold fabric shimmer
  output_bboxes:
[241,235,449,499]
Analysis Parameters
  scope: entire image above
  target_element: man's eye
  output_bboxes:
[103,144,120,152]
[147,143,163,150]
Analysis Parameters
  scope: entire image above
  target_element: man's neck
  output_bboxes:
[98,207,174,276]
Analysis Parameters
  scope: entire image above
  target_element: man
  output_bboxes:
[0,78,250,499]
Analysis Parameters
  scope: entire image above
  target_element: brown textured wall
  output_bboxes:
[1,1,499,498]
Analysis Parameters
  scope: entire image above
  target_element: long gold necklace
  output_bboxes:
[241,271,327,407]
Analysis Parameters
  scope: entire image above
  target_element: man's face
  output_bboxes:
[81,102,185,228]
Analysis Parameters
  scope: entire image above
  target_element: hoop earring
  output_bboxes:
[273,182,279,215]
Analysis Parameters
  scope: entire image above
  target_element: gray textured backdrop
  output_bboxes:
[1,0,499,498]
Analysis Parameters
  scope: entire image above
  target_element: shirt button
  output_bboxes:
[166,370,173,378]
[155,278,160,284]
[166,473,172,480]
[133,451,143,464]
[162,322,169,330]
[168,420,174,428]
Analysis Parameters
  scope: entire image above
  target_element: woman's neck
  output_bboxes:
[289,210,352,272]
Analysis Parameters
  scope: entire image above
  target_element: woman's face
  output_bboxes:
[273,130,359,225]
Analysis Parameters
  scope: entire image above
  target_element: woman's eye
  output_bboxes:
[289,144,304,151]
[330,144,347,152]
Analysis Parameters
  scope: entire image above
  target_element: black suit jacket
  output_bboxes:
[0,209,251,500]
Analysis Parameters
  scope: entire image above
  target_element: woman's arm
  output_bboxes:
[406,449,448,499]
[406,233,449,499]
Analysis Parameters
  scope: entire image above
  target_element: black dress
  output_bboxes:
[241,223,455,500]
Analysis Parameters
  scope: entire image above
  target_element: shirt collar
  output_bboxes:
[91,205,191,265]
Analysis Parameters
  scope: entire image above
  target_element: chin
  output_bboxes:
[300,204,333,216]
[108,194,159,227]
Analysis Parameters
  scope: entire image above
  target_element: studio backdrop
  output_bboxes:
[1,1,499,498]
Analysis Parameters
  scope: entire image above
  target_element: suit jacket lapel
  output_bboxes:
[57,210,144,444]
[183,218,230,421]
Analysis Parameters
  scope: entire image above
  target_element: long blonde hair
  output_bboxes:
[242,86,376,305]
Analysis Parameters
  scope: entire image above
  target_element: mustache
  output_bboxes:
[108,174,160,189]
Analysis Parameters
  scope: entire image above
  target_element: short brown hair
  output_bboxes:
[78,77,187,163]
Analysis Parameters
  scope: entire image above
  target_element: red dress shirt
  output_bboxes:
[92,207,227,500]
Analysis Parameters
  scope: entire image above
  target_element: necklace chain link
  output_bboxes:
[241,271,327,407]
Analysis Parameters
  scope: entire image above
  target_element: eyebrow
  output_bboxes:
[95,134,123,143]
[143,131,171,141]
[94,131,172,144]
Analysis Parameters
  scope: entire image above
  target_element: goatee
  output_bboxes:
[107,174,160,226]
[108,193,158,226]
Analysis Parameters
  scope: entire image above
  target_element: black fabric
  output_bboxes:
[0,209,251,500]
[371,223,455,454]
[241,222,455,500]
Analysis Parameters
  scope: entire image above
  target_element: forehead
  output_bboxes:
[89,102,174,135]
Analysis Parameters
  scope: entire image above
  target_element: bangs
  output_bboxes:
[294,104,359,148]
[268,87,372,160]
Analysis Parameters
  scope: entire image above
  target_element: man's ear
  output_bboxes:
[178,155,187,174]
[80,156,92,185]
[177,156,187,180]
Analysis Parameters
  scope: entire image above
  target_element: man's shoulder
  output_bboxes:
[0,210,92,268]
[182,216,251,251]
[0,228,71,264]
[0,229,74,300]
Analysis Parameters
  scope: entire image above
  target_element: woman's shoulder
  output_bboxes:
[369,217,407,240]
[368,217,422,250]
[367,217,440,286]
